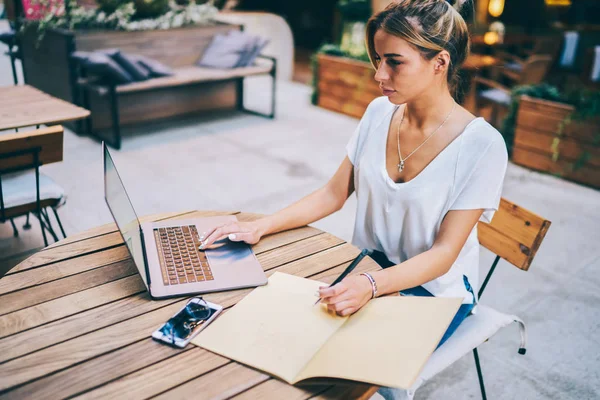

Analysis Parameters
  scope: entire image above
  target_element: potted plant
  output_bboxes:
[311,43,380,119]
[504,84,600,189]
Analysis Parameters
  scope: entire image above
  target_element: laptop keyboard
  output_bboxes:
[154,225,214,286]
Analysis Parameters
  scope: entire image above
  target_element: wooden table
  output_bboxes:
[462,54,503,71]
[0,210,382,399]
[0,85,89,131]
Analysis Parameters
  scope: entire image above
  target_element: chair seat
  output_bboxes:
[378,306,526,399]
[1,171,65,210]
[116,63,273,94]
[0,29,16,45]
[479,88,511,105]
[411,305,525,393]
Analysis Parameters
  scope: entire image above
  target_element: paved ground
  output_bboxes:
[1,21,599,399]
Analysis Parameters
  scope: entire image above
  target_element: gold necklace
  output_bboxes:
[396,101,457,172]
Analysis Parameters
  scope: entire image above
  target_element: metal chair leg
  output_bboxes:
[473,348,488,400]
[109,85,122,150]
[41,209,60,242]
[8,48,18,85]
[36,211,49,247]
[52,208,67,239]
[23,212,31,229]
[9,218,18,237]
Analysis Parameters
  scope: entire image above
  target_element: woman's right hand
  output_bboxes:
[198,219,269,250]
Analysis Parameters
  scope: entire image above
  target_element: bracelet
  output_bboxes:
[360,272,378,299]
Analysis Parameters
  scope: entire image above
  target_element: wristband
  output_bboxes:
[360,272,378,299]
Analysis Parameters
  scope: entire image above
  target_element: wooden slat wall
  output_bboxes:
[512,96,600,189]
[478,198,551,271]
[75,23,241,69]
[0,210,379,399]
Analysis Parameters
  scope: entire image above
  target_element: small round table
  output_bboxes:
[0,210,381,399]
[462,54,503,71]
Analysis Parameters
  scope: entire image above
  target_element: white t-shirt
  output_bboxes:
[347,97,508,304]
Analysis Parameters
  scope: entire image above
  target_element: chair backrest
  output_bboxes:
[477,198,551,271]
[581,47,600,86]
[519,55,554,85]
[0,125,64,174]
[532,35,563,59]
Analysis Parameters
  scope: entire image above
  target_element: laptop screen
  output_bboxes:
[103,144,148,288]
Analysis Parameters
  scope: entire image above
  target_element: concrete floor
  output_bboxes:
[1,24,599,399]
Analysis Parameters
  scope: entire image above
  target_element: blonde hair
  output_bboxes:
[366,0,472,96]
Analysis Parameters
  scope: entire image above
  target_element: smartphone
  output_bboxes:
[152,297,223,348]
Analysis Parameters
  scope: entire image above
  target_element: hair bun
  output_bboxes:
[449,0,474,23]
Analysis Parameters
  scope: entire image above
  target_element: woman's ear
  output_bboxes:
[434,51,451,74]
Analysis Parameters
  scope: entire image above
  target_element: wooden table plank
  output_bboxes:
[5,210,235,276]
[153,362,270,400]
[0,246,374,395]
[231,378,329,400]
[0,212,379,399]
[0,85,90,131]
[72,261,380,400]
[0,226,338,362]
[0,246,130,296]
[0,260,137,316]
[0,274,145,339]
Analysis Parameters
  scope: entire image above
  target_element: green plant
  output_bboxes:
[132,0,170,19]
[337,0,371,22]
[22,0,218,44]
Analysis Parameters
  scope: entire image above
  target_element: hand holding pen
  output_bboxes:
[314,249,375,317]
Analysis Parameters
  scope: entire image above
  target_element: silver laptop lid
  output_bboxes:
[103,143,148,289]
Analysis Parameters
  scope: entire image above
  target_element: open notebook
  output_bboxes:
[193,272,462,389]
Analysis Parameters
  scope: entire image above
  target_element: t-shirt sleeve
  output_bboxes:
[449,136,508,223]
[346,119,363,166]
[346,96,389,166]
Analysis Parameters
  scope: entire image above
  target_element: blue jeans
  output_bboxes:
[370,250,475,348]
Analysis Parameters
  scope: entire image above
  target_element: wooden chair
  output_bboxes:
[470,55,554,128]
[498,35,563,73]
[391,198,551,400]
[0,125,68,247]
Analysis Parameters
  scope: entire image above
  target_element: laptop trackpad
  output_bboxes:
[205,240,255,269]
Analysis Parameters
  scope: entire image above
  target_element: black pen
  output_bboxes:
[314,249,373,306]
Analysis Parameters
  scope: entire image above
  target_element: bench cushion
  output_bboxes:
[116,64,273,94]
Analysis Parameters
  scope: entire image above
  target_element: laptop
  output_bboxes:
[103,143,268,299]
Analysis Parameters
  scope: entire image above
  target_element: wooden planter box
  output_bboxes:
[19,22,241,131]
[316,54,380,119]
[512,95,600,189]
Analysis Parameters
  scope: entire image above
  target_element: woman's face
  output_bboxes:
[372,29,441,104]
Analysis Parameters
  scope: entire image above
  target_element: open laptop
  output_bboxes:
[103,143,267,299]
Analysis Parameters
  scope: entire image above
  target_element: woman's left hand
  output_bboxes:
[318,275,373,316]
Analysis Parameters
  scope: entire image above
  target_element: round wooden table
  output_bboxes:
[0,210,381,399]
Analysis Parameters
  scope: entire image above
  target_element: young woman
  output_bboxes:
[200,0,507,376]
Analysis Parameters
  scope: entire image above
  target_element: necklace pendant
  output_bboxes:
[398,160,405,172]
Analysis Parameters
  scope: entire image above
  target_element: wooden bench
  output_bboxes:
[69,22,277,149]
